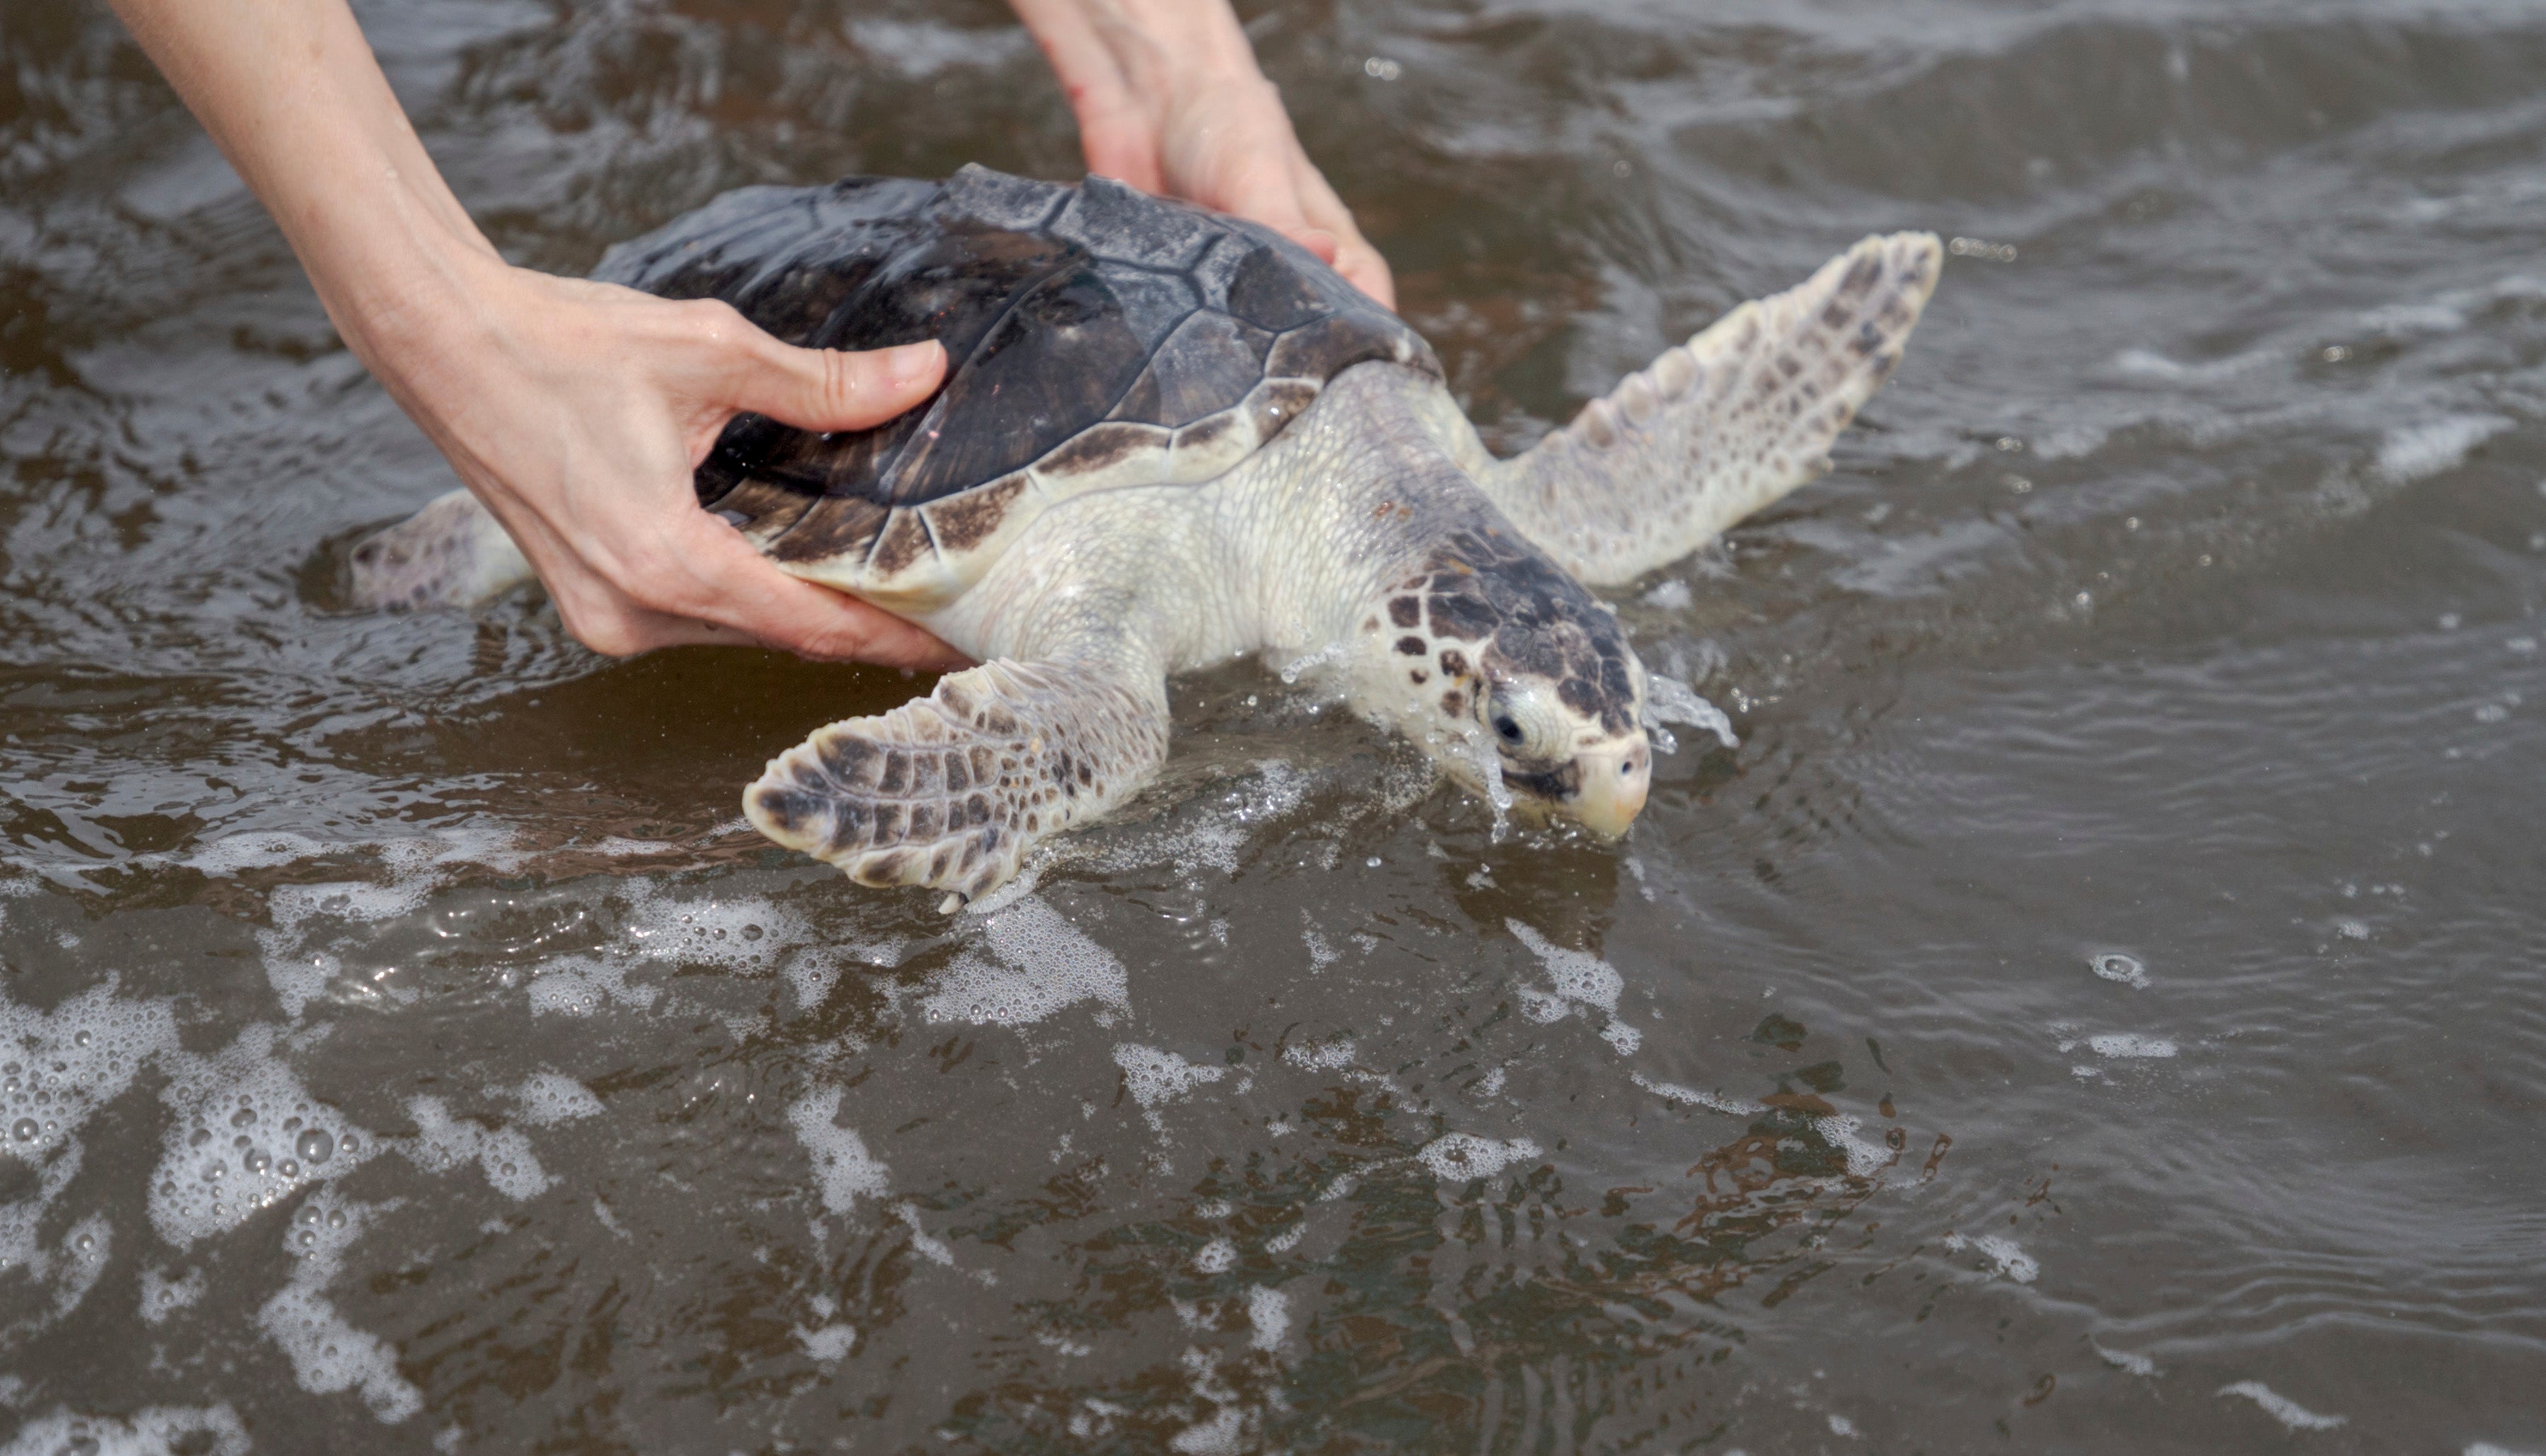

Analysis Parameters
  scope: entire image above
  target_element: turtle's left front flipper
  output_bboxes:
[1479,232,1942,587]
[745,656,1170,906]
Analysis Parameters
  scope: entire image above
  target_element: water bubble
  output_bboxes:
[73,1031,90,1047]
[326,1209,346,1228]
[74,1233,92,1252]
[279,1160,299,1177]
[9,1118,34,1141]
[244,1149,272,1175]
[339,1134,358,1153]
[298,1230,315,1247]
[233,1134,250,1150]
[187,1127,211,1148]
[231,1107,256,1127]
[296,1128,335,1165]
[743,924,764,941]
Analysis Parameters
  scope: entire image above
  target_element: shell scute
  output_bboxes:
[594,164,1434,605]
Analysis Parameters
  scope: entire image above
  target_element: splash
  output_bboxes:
[1644,673,1738,751]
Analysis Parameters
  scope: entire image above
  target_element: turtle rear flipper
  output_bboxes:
[1481,231,1941,587]
[745,656,1170,907]
[348,489,535,610]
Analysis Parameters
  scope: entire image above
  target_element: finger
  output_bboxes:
[1292,159,1397,310]
[633,511,970,670]
[724,332,946,438]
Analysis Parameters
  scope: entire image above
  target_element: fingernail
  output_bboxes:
[884,341,942,387]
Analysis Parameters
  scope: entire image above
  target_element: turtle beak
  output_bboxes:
[1568,738,1650,839]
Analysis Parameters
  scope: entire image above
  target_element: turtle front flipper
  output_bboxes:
[1479,232,1942,588]
[745,658,1170,907]
[348,489,536,610]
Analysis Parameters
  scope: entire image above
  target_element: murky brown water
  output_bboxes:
[6,1,2546,1451]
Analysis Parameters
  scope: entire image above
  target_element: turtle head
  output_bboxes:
[1355,529,1651,837]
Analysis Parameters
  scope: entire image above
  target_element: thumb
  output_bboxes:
[732,337,947,436]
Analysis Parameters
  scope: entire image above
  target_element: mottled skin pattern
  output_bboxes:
[349,173,1941,904]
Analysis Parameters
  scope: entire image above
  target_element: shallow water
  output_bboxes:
[5,0,2546,1450]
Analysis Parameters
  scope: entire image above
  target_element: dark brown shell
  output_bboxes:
[593,165,1436,605]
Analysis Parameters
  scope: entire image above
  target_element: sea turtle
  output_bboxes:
[351,165,1940,906]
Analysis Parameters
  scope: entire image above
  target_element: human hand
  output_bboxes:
[354,250,963,666]
[1011,0,1396,310]
[110,0,965,669]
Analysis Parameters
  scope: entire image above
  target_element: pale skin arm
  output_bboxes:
[1013,0,1395,308]
[109,0,1388,664]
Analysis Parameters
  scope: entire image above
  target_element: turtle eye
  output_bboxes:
[1482,682,1565,758]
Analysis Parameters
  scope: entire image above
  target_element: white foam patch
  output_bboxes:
[1246,1285,1291,1350]
[1809,1114,1892,1178]
[139,1265,205,1325]
[922,896,1128,1026]
[1301,919,1337,971]
[1417,1133,1542,1182]
[499,1073,602,1126]
[787,1088,889,1215]
[2088,1034,2178,1059]
[1169,1407,1246,1456]
[1282,1037,1356,1072]
[1505,921,1639,1052]
[187,831,330,876]
[2378,414,2512,484]
[796,1322,856,1361]
[524,954,658,1018]
[1943,1231,2038,1283]
[2,977,180,1165]
[1629,1073,1760,1116]
[1114,1044,1226,1110]
[1644,673,1738,751]
[0,1406,250,1456]
[260,881,436,1020]
[2089,953,2150,989]
[2467,1445,2542,1456]
[402,1095,551,1201]
[2094,1342,2157,1377]
[620,887,806,974]
[257,1192,423,1423]
[2217,1382,2346,1431]
[1639,579,1693,612]
[150,1024,378,1249]
[1193,1237,1236,1274]
[50,1212,107,1318]
[2110,346,2273,383]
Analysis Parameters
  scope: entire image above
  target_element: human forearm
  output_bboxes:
[108,0,959,667]
[1008,0,1396,307]
[107,0,494,359]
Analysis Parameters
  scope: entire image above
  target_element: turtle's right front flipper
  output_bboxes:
[1479,232,1942,588]
[745,657,1171,906]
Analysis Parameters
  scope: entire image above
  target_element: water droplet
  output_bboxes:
[231,1106,256,1127]
[73,1031,90,1047]
[244,1149,272,1175]
[8,1119,35,1141]
[187,1127,211,1148]
[339,1134,359,1153]
[326,1209,346,1228]
[296,1129,335,1165]
[279,1160,299,1177]
[74,1233,92,1252]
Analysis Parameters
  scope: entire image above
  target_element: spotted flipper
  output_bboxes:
[1479,232,1941,587]
[745,658,1170,905]
[347,489,535,610]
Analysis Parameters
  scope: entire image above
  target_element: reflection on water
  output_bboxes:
[6,0,2546,1450]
